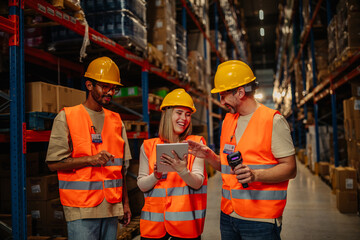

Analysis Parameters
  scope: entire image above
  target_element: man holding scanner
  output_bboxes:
[187,60,296,240]
[137,88,207,240]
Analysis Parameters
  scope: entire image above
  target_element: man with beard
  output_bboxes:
[46,57,131,240]
[187,60,296,240]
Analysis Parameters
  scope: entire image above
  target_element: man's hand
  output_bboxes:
[120,203,131,226]
[186,140,221,171]
[231,164,255,185]
[88,150,114,166]
[187,140,212,159]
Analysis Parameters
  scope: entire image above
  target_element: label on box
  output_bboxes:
[345,178,354,189]
[31,210,40,219]
[54,210,64,220]
[156,0,162,7]
[128,88,136,96]
[31,184,41,193]
[354,100,360,110]
[156,20,164,28]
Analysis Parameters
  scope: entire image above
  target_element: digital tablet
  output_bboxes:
[156,143,189,173]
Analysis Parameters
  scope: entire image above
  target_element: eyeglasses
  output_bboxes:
[96,82,121,94]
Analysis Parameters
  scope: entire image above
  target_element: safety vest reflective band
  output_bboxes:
[140,136,207,239]
[58,104,125,208]
[221,164,277,174]
[220,105,289,219]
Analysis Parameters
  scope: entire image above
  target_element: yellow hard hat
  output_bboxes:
[160,88,196,113]
[211,60,256,93]
[84,57,122,86]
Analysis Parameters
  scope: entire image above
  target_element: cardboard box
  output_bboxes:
[26,82,57,113]
[0,152,40,177]
[343,97,360,120]
[318,162,330,176]
[46,198,65,224]
[336,189,358,213]
[344,118,355,140]
[351,81,360,97]
[27,174,59,200]
[335,167,357,191]
[28,200,47,225]
[0,214,32,236]
[329,164,336,192]
[56,85,86,112]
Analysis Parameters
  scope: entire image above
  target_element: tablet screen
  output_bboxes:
[156,143,189,172]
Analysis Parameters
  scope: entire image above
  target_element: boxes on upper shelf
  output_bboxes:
[26,81,86,114]
[26,82,58,113]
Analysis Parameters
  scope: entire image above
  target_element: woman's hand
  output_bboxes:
[154,163,163,180]
[160,150,188,173]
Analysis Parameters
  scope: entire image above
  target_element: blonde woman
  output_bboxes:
[137,89,207,240]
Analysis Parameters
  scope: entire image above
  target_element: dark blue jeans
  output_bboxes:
[220,211,281,240]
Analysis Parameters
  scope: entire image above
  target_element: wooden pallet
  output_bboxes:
[148,93,163,106]
[117,216,141,240]
[162,65,178,78]
[147,44,164,68]
[123,121,148,132]
[340,47,359,63]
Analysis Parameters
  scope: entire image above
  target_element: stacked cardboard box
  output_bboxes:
[334,167,358,213]
[147,0,177,73]
[187,51,206,91]
[25,82,86,114]
[343,91,360,181]
[27,174,67,237]
[336,0,360,58]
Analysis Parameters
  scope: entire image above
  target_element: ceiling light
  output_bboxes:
[259,10,264,20]
[260,28,265,36]
[255,93,264,100]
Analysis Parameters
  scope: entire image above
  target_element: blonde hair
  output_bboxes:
[158,107,192,143]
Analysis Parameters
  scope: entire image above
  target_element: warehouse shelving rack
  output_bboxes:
[276,0,360,169]
[0,1,250,238]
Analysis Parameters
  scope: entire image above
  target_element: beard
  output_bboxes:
[92,91,112,106]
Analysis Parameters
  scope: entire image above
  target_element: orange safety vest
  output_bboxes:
[57,104,125,208]
[220,105,288,219]
[140,135,207,239]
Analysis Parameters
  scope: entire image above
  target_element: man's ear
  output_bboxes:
[238,87,245,99]
[85,80,93,91]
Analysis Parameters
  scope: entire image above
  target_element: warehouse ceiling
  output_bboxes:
[234,0,282,107]
[236,0,281,71]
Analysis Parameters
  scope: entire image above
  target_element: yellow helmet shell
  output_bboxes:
[211,60,256,93]
[160,88,196,113]
[84,57,122,86]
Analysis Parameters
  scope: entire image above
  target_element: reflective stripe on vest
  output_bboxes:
[232,189,287,200]
[140,135,207,238]
[58,105,125,207]
[165,209,206,221]
[167,185,207,196]
[85,158,123,168]
[59,179,123,190]
[221,164,277,174]
[144,188,166,198]
[220,105,289,219]
[141,211,164,222]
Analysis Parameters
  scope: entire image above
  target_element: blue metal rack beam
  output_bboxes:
[309,0,321,164]
[9,0,27,239]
